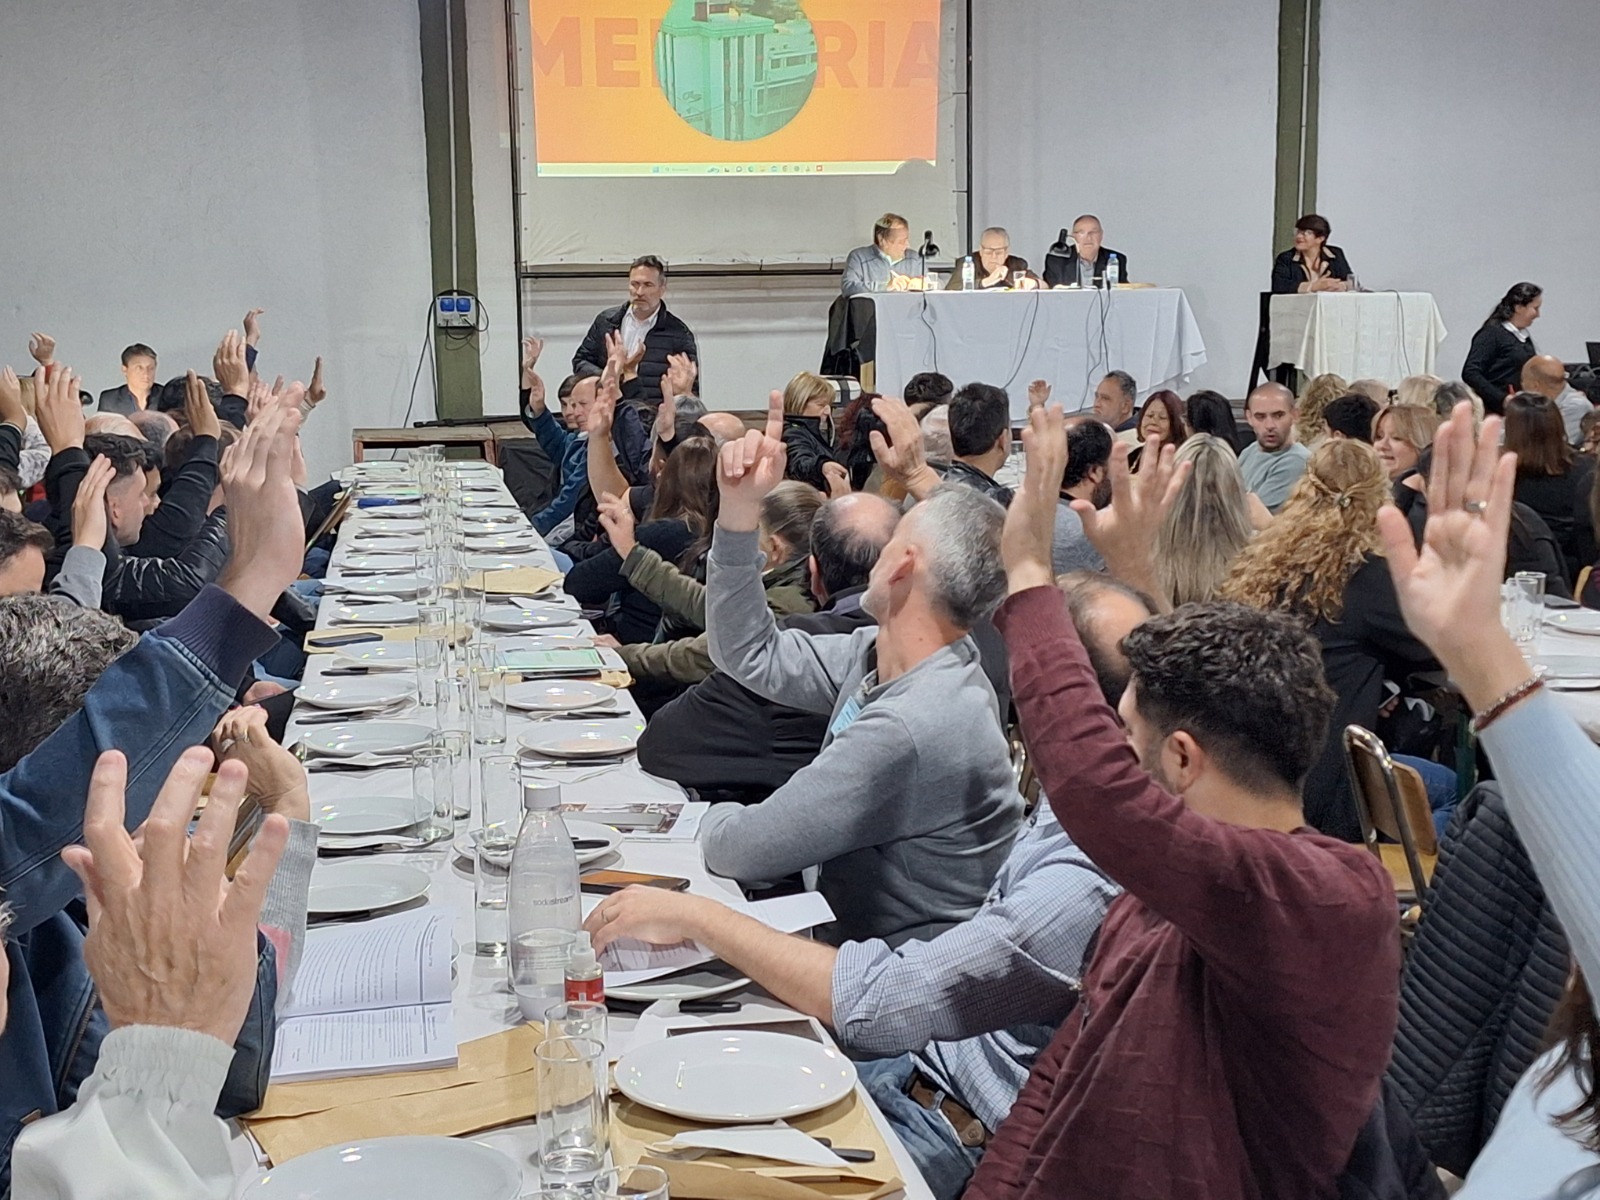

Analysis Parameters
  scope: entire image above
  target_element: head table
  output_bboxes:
[225,459,935,1199]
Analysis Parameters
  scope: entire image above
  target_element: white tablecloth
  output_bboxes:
[1268,292,1447,381]
[870,287,1207,415]
[226,472,934,1199]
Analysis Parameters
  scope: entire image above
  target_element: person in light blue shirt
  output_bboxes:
[1239,382,1312,512]
[583,572,1152,1200]
[841,213,919,297]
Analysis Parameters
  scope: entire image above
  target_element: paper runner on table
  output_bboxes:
[244,1026,542,1164]
[470,566,563,595]
[269,908,458,1081]
[612,1090,902,1200]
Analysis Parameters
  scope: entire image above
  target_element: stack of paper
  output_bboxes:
[270,908,458,1081]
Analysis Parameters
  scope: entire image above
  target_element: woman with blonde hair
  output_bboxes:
[1373,404,1444,484]
[779,371,846,494]
[1222,439,1438,841]
[1153,435,1257,608]
[1393,373,1445,410]
[1294,372,1350,445]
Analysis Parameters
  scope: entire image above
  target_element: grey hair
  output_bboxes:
[981,227,1009,243]
[910,486,1007,629]
[1154,435,1256,608]
[673,394,708,419]
[1105,370,1137,403]
[1433,379,1483,421]
[0,594,139,772]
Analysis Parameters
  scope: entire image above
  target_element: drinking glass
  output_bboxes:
[594,1165,670,1200]
[1509,571,1545,646]
[1011,270,1027,290]
[545,1000,608,1049]
[410,748,454,843]
[414,632,446,706]
[535,1037,610,1188]
[435,674,471,734]
[471,668,508,746]
[430,728,471,819]
[478,753,522,845]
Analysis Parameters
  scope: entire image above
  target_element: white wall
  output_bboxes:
[0,0,434,483]
[970,0,1281,399]
[1319,0,1600,379]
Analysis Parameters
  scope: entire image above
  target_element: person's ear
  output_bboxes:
[1163,730,1206,793]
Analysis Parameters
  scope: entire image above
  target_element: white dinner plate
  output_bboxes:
[361,503,424,517]
[462,519,523,534]
[467,554,538,571]
[606,959,751,1003]
[464,497,519,510]
[351,533,427,551]
[482,605,578,631]
[452,820,621,866]
[616,1030,857,1123]
[298,721,436,757]
[335,573,426,596]
[241,1136,520,1200]
[313,795,420,836]
[520,722,638,759]
[341,553,421,572]
[498,633,596,653]
[307,862,430,915]
[464,534,537,550]
[333,643,417,671]
[1533,654,1600,682]
[1544,610,1600,637]
[360,488,423,502]
[298,676,415,710]
[505,680,617,712]
[354,517,425,534]
[330,602,419,626]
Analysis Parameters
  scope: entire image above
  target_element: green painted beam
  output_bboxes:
[419,0,483,419]
[1272,0,1320,252]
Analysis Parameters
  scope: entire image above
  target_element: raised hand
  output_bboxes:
[306,357,326,410]
[212,706,310,822]
[519,336,544,388]
[242,308,266,347]
[1075,438,1189,603]
[588,380,616,442]
[716,391,788,532]
[1001,404,1068,594]
[665,352,697,400]
[245,377,273,424]
[184,370,221,440]
[27,332,56,366]
[597,491,637,558]
[1376,402,1528,709]
[868,395,942,500]
[653,389,677,443]
[214,330,251,396]
[215,405,304,621]
[821,460,852,499]
[60,748,288,1045]
[602,331,626,387]
[0,367,25,430]
[1027,379,1052,410]
[33,364,86,453]
[71,455,115,549]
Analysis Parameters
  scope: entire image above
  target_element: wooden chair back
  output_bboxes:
[1343,725,1437,902]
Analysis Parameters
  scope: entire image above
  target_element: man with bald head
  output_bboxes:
[637,491,903,801]
[1522,354,1593,444]
[1239,383,1310,513]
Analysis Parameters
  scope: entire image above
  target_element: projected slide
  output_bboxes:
[528,0,941,177]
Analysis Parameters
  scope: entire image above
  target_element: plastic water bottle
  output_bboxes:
[961,255,975,291]
[507,779,581,1021]
[1105,256,1120,288]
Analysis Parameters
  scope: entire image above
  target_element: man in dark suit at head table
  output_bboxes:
[1042,214,1130,288]
[945,227,1041,290]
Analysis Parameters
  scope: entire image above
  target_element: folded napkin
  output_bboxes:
[611,1091,902,1200]
[305,625,467,653]
[469,566,563,596]
[242,1026,542,1164]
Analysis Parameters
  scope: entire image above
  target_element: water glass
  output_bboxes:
[474,838,511,957]
[1505,572,1545,646]
[410,748,454,843]
[430,728,471,819]
[594,1165,670,1200]
[435,674,471,734]
[471,668,508,746]
[535,1037,610,1188]
[414,632,446,706]
[545,1000,608,1049]
[478,753,522,845]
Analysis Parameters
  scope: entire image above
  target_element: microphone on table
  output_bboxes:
[919,231,939,262]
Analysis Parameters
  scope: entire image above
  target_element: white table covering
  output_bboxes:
[1268,291,1447,382]
[227,468,934,1198]
[1537,622,1600,743]
[870,287,1207,415]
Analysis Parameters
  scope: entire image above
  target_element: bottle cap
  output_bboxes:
[522,779,562,812]
[566,941,598,975]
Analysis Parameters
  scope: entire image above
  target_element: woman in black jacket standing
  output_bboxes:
[779,371,847,494]
[1462,282,1542,415]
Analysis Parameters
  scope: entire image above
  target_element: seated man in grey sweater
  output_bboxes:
[589,571,1149,1199]
[697,401,1023,946]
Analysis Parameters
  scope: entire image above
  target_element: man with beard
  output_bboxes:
[1052,418,1114,573]
[687,396,1023,947]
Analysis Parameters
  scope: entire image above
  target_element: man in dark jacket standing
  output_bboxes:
[573,255,698,409]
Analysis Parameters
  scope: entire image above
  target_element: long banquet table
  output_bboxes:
[225,460,935,1198]
[869,286,1207,415]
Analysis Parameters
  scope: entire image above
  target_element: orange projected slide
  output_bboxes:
[528,0,941,177]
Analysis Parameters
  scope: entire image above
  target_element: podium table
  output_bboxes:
[1268,292,1447,382]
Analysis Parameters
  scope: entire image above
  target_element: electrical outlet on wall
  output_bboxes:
[434,294,476,329]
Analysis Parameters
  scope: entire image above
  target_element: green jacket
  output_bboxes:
[617,547,813,683]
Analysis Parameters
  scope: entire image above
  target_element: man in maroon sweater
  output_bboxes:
[966,408,1400,1199]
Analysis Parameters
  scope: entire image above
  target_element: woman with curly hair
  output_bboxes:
[1294,372,1350,446]
[1222,439,1439,841]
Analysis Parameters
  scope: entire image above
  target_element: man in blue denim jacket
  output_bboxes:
[0,403,305,1189]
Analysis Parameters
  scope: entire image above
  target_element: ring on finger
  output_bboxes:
[1463,499,1488,515]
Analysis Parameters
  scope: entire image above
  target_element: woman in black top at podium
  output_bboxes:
[1271,214,1355,294]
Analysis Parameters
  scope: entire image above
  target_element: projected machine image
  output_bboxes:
[655,0,819,142]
